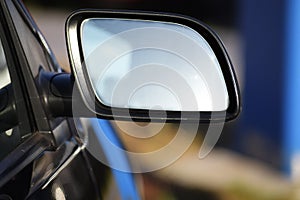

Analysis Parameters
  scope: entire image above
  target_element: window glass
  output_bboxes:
[6,0,51,77]
[5,0,54,132]
[0,37,21,160]
[0,38,10,88]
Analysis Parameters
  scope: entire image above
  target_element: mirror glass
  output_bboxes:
[81,18,229,111]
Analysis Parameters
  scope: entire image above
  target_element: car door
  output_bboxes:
[0,0,104,199]
[0,2,52,199]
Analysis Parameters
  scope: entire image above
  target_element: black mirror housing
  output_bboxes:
[66,10,240,123]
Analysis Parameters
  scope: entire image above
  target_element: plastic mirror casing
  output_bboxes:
[66,10,240,123]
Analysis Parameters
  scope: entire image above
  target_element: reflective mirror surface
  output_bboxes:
[81,18,229,111]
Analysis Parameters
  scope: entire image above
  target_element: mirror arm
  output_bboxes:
[38,70,92,118]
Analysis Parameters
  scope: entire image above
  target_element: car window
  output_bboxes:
[4,0,56,132]
[5,0,51,77]
[0,38,23,160]
[0,40,10,88]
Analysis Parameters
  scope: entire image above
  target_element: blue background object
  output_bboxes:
[283,0,300,175]
[239,0,300,175]
[92,119,141,200]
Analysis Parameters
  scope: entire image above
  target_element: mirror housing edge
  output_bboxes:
[65,9,241,123]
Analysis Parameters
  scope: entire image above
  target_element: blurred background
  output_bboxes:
[23,0,300,199]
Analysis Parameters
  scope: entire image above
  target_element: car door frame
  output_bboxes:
[0,0,74,189]
[0,0,62,188]
[0,1,109,199]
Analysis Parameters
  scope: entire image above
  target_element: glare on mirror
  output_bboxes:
[80,18,229,112]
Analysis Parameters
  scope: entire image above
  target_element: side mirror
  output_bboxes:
[66,10,240,123]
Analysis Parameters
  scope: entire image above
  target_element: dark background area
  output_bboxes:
[24,0,237,26]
